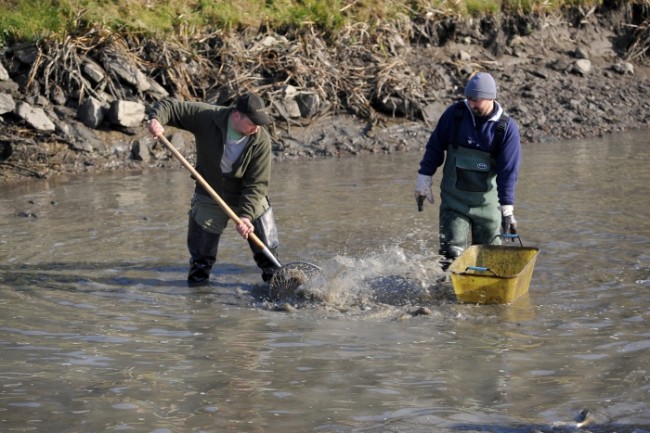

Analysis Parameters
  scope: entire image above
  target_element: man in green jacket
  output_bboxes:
[146,93,279,286]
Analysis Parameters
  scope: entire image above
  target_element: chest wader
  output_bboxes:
[187,194,280,286]
[438,144,501,267]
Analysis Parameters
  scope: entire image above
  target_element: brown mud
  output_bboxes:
[0,4,649,184]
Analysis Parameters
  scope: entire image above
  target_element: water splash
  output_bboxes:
[297,246,451,307]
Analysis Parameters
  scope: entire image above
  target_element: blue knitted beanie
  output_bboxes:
[465,72,497,100]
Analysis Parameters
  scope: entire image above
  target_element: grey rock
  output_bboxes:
[0,61,9,81]
[82,59,106,83]
[103,52,151,93]
[283,98,302,118]
[458,50,472,61]
[295,93,320,118]
[422,102,447,127]
[70,137,96,152]
[574,46,590,59]
[131,140,151,162]
[77,97,106,129]
[15,101,56,132]
[375,96,409,117]
[108,100,145,128]
[612,61,634,75]
[68,121,104,152]
[51,85,67,106]
[169,132,187,154]
[13,43,38,64]
[573,59,592,75]
[0,79,19,93]
[145,78,169,99]
[0,93,16,115]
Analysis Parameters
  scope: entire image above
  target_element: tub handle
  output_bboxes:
[491,234,523,246]
[466,266,498,276]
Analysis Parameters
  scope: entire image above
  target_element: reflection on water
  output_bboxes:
[0,130,649,432]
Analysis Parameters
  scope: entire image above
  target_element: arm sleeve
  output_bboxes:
[149,99,216,133]
[496,118,522,206]
[418,106,455,176]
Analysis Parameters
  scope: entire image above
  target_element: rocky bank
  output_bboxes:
[0,5,649,184]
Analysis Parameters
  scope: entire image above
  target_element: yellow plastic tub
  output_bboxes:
[449,243,539,304]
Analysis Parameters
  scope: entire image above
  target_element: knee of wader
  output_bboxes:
[187,217,221,260]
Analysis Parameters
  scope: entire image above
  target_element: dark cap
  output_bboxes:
[235,93,272,126]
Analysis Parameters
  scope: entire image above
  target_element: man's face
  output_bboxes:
[467,97,494,117]
[233,112,260,136]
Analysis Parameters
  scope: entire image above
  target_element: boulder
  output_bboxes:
[108,100,146,128]
[77,97,105,129]
[15,102,56,132]
[0,61,9,81]
[0,93,16,115]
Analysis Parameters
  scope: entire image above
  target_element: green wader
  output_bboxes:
[438,144,501,266]
[187,193,279,286]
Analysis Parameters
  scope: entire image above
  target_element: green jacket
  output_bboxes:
[149,99,272,220]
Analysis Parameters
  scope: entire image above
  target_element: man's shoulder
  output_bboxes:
[254,127,272,146]
[194,103,230,124]
[192,101,228,114]
[438,100,465,121]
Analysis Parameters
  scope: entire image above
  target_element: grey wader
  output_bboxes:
[438,144,501,269]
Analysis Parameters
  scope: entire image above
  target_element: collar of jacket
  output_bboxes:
[463,100,503,123]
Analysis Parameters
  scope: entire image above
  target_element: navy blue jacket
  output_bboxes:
[418,100,521,206]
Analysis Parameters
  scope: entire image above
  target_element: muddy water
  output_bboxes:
[1,130,649,433]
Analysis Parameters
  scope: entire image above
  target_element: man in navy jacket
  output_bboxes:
[415,72,521,269]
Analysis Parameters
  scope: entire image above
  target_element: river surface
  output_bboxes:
[1,130,649,433]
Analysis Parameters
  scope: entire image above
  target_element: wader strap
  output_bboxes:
[490,112,510,158]
[450,101,465,150]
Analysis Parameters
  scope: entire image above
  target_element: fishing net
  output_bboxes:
[269,261,321,301]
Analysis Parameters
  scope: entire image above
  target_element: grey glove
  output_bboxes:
[500,205,518,240]
[415,174,434,211]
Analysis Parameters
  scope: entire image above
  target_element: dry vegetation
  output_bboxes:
[1,1,649,182]
[20,18,436,121]
[15,2,649,127]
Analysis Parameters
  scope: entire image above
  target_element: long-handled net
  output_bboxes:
[269,261,321,301]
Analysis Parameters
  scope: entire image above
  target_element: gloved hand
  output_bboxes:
[415,174,434,211]
[500,205,518,240]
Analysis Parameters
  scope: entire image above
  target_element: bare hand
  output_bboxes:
[236,217,255,239]
[147,118,164,137]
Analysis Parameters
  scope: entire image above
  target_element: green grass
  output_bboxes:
[0,0,632,44]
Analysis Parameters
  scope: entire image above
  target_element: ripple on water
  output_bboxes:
[111,403,139,410]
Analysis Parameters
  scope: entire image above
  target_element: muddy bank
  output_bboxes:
[0,5,649,184]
